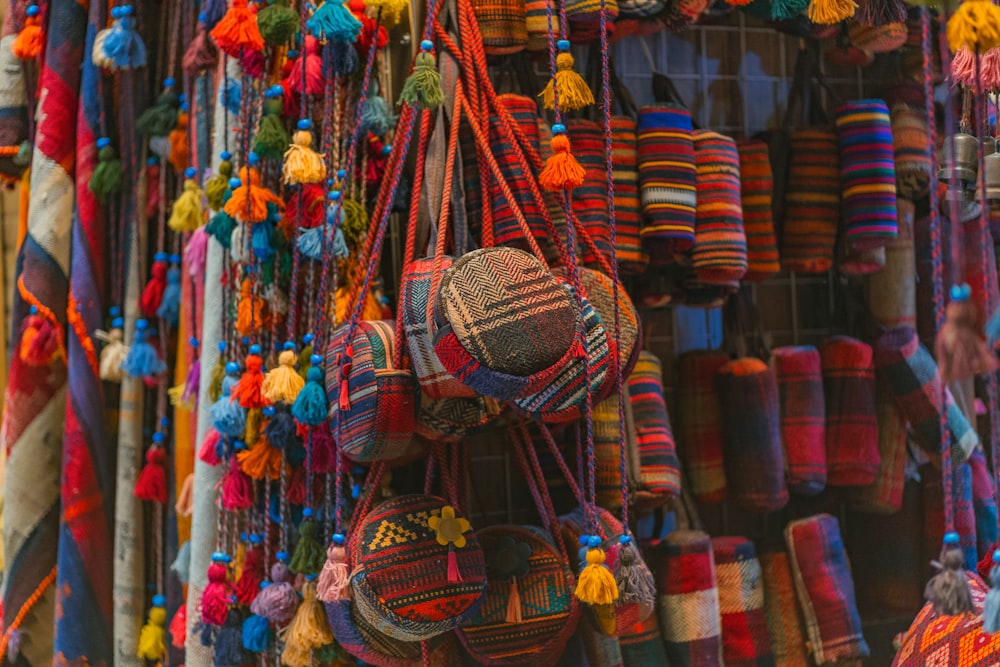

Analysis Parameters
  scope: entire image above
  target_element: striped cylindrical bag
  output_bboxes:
[970,449,998,560]
[737,139,780,281]
[653,531,723,667]
[834,100,898,250]
[821,336,880,487]
[594,393,624,511]
[759,551,809,667]
[868,198,916,330]
[781,129,840,273]
[625,351,681,511]
[715,358,788,512]
[890,105,932,200]
[712,537,774,667]
[460,116,484,238]
[692,130,748,284]
[472,0,527,54]
[564,0,619,43]
[676,350,729,503]
[612,115,649,274]
[492,94,547,251]
[771,346,827,496]
[568,118,613,266]
[619,607,669,666]
[523,0,549,50]
[849,381,907,513]
[638,105,697,262]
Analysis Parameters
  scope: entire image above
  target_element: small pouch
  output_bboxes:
[692,130,748,284]
[821,336,880,486]
[772,346,827,496]
[624,351,681,512]
[712,537,774,667]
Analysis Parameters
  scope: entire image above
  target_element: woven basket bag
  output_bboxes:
[324,599,448,667]
[415,391,504,443]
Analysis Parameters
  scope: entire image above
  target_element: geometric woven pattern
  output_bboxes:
[626,350,681,510]
[781,129,840,274]
[712,537,774,666]
[692,130,747,284]
[415,392,504,443]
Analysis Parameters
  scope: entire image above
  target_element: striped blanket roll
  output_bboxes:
[771,346,827,496]
[737,138,780,281]
[568,118,613,267]
[493,94,547,250]
[626,351,681,509]
[612,115,649,274]
[594,394,625,511]
[760,551,808,667]
[712,537,774,667]
[821,336,880,487]
[676,350,729,503]
[848,382,908,513]
[781,129,840,273]
[639,104,696,263]
[523,0,550,50]
[692,130,747,284]
[472,0,527,54]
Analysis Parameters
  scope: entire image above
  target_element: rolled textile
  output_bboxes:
[523,0,548,50]
[692,130,748,284]
[638,105,697,262]
[568,118,613,267]
[715,358,789,512]
[625,351,681,509]
[653,531,723,667]
[490,104,546,252]
[821,336,880,487]
[848,381,908,513]
[594,394,625,512]
[711,537,774,667]
[612,115,649,275]
[676,350,729,503]
[868,198,916,330]
[771,346,827,496]
[834,99,898,250]
[759,551,808,667]
[472,0,527,54]
[781,129,840,273]
[784,514,869,664]
[619,607,670,666]
[970,449,998,560]
[737,139,780,281]
[890,106,931,200]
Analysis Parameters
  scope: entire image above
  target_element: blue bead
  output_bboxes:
[29,305,38,315]
[303,333,315,344]
[26,5,39,17]
[297,118,312,130]
[160,417,169,427]
[552,123,566,135]
[287,50,299,58]
[110,305,121,317]
[240,532,248,542]
[170,253,181,264]
[164,77,176,88]
[152,432,164,443]
[248,152,260,165]
[249,344,262,355]
[185,167,197,179]
[381,145,392,156]
[249,533,262,544]
[228,177,241,188]
[152,594,166,607]
[233,440,246,451]
[259,581,270,589]
[993,549,1000,563]
[587,535,601,548]
[147,156,158,166]
[220,151,232,161]
[180,102,189,112]
[303,507,314,518]
[111,6,123,18]
[121,6,134,16]
[198,12,207,22]
[944,531,960,545]
[283,341,296,351]
[112,317,124,328]
[218,341,227,352]
[225,361,240,374]
[136,319,149,330]
[328,190,342,201]
[578,535,589,546]
[276,551,289,562]
[420,39,433,51]
[178,94,187,105]
[263,405,275,416]
[242,336,250,344]
[337,169,346,179]
[305,573,317,581]
[332,533,345,545]
[310,354,323,366]
[619,535,632,545]
[211,551,230,563]
[154,251,169,262]
[557,39,570,51]
[96,137,111,149]
[190,337,199,347]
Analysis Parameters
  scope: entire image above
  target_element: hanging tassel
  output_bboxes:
[156,258,182,325]
[948,0,1000,53]
[145,159,161,218]
[575,537,620,606]
[251,556,300,625]
[211,0,265,57]
[341,197,368,244]
[215,609,254,667]
[307,0,362,42]
[316,535,350,602]
[171,540,192,584]
[236,279,266,337]
[285,37,325,97]
[279,581,334,667]
[169,604,187,649]
[211,364,248,437]
[102,4,147,70]
[540,125,586,192]
[292,356,328,426]
[264,404,299,451]
[208,341,227,402]
[134,436,169,503]
[985,549,1000,632]
[18,306,64,366]
[232,345,268,408]
[207,202,237,248]
[769,0,809,18]
[205,152,233,211]
[254,93,290,162]
[175,339,202,408]
[96,312,127,382]
[224,161,284,224]
[290,511,327,575]
[89,138,124,203]
[539,42,594,111]
[505,577,523,623]
[263,346,305,403]
[614,537,656,607]
[238,432,284,480]
[138,80,181,137]
[221,454,254,510]
[283,121,327,185]
[12,5,43,61]
[936,283,997,383]
[183,16,220,76]
[242,614,273,652]
[925,532,973,616]
[257,0,299,47]
[235,536,266,605]
[363,0,409,27]
[807,0,857,24]
[399,42,444,109]
[121,319,166,379]
[221,76,242,115]
[245,406,264,446]
[185,227,210,281]
[297,222,348,260]
[168,110,191,174]
[447,545,463,583]
[198,428,223,466]
[141,252,170,317]
[175,474,194,518]
[361,93,397,136]
[136,595,167,662]
[856,0,905,26]
[283,183,326,231]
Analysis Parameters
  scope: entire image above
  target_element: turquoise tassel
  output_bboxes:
[121,319,166,378]
[102,5,147,69]
[156,261,182,325]
[241,614,272,652]
[292,364,328,425]
[306,0,362,42]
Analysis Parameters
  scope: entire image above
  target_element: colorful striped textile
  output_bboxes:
[759,551,808,667]
[692,130,747,284]
[565,0,619,42]
[821,336,880,487]
[492,95,547,252]
[594,394,626,511]
[619,607,670,666]
[849,382,908,513]
[784,514,869,664]
[715,358,788,513]
[737,139,780,281]
[890,105,932,200]
[781,129,840,273]
[638,104,697,262]
[868,199,916,329]
[834,99,898,249]
[676,350,729,503]
[471,0,527,54]
[712,537,774,667]
[771,346,827,496]
[523,0,550,50]
[970,449,998,560]
[612,115,649,275]
[568,119,613,267]
[625,351,681,510]
[652,531,723,666]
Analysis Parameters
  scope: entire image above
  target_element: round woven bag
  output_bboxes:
[348,494,487,641]
[326,320,417,462]
[325,599,448,667]
[432,247,581,402]
[848,20,907,54]
[457,525,580,665]
[415,392,505,443]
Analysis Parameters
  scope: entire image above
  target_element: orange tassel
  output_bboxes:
[237,434,285,480]
[168,111,191,174]
[12,7,43,61]
[236,278,267,336]
[19,309,65,366]
[210,0,265,56]
[540,130,586,192]
[224,165,284,223]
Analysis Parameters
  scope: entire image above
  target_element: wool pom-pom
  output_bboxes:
[292,367,328,425]
[539,52,594,111]
[135,446,169,503]
[183,25,219,76]
[235,544,265,605]
[211,377,248,438]
[283,183,327,229]
[103,8,147,70]
[255,99,291,160]
[211,0,265,57]
[296,223,348,260]
[121,322,166,378]
[935,293,997,383]
[18,312,64,366]
[137,89,181,137]
[856,0,905,26]
[184,227,210,279]
[290,517,327,575]
[807,0,857,24]
[264,403,298,448]
[136,602,167,661]
[141,259,169,317]
[316,544,350,602]
[242,614,273,652]
[225,167,284,224]
[168,113,191,174]
[238,435,284,480]
[361,95,397,136]
[236,281,266,337]
[363,0,409,27]
[92,29,114,69]
[285,37,324,96]
[221,456,254,510]
[156,266,182,325]
[307,421,336,472]
[198,428,223,466]
[263,350,306,403]
[540,134,586,191]
[169,604,187,649]
[214,610,254,667]
[251,569,299,625]
[948,0,1000,53]
[398,51,444,109]
[97,326,127,382]
[341,198,368,244]
[233,352,268,408]
[171,540,192,584]
[575,547,619,606]
[283,130,327,185]
[89,145,124,203]
[12,13,43,61]
[614,541,656,607]
[251,221,276,261]
[279,582,333,667]
[258,0,300,46]
[925,546,973,616]
[307,0,362,42]
[206,207,237,248]
[205,160,233,211]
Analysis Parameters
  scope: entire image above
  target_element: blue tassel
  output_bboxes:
[197,621,214,647]
[297,222,348,261]
[221,78,241,116]
[292,366,328,425]
[201,0,228,29]
[285,436,307,467]
[264,403,298,448]
[156,263,182,325]
[171,540,192,584]
[121,320,166,378]
[986,307,1000,348]
[306,0,362,42]
[985,551,1000,633]
[252,223,276,261]
[211,374,247,437]
[241,614,272,652]
[329,40,359,76]
[206,207,236,248]
[102,5,147,69]
[361,95,396,136]
[214,610,252,667]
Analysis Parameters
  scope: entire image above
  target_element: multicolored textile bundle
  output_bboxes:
[612,115,649,274]
[676,350,729,503]
[491,96,547,251]
[568,118,613,266]
[821,336,880,487]
[771,346,827,496]
[759,551,809,667]
[523,0,551,49]
[711,537,774,667]
[638,104,697,262]
[849,382,908,513]
[472,0,528,54]
[594,394,626,511]
[868,199,917,329]
[625,351,682,510]
[715,358,788,512]
[890,105,932,200]
[737,138,780,281]
[692,130,748,284]
[781,129,840,273]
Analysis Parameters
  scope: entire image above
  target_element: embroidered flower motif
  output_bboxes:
[428,505,471,549]
[492,536,532,580]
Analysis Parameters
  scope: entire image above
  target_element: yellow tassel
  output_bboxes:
[136,602,167,661]
[575,548,619,606]
[333,285,383,326]
[168,383,195,411]
[168,173,206,232]
[364,0,408,28]
[947,0,1000,53]
[237,435,285,480]
[283,125,327,185]
[298,340,314,381]
[539,52,594,111]
[245,407,264,447]
[279,582,334,667]
[807,0,857,24]
[262,350,306,403]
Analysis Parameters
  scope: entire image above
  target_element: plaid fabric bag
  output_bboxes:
[415,392,504,443]
[692,130,748,284]
[567,119,614,267]
[612,116,649,275]
[821,336,880,487]
[432,247,580,402]
[784,514,869,664]
[759,551,808,667]
[652,530,723,666]
[716,358,789,512]
[326,320,418,462]
[737,139,780,281]
[639,105,697,262]
[771,346,827,496]
[848,382,908,513]
[625,351,681,511]
[472,0,527,54]
[326,599,449,666]
[711,537,774,667]
[868,199,916,330]
[676,350,729,503]
[781,129,840,274]
[970,449,998,560]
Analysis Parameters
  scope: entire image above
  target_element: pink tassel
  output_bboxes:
[220,456,254,510]
[952,47,976,87]
[284,35,323,96]
[184,227,210,279]
[316,542,350,602]
[308,421,335,473]
[199,557,233,627]
[199,428,222,466]
[983,48,1000,91]
[250,559,300,625]
[505,578,523,624]
[447,546,463,583]
[240,46,267,79]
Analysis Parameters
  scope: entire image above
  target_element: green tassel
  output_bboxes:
[89,145,124,203]
[257,0,300,47]
[769,0,808,19]
[398,52,443,109]
[277,247,292,287]
[341,198,368,246]
[254,99,290,161]
[205,159,233,211]
[297,344,313,381]
[289,516,326,575]
[137,90,181,137]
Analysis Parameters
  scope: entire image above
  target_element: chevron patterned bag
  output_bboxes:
[415,391,504,443]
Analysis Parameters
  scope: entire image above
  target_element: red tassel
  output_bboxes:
[141,257,169,318]
[287,466,306,504]
[200,559,233,627]
[210,0,264,58]
[235,543,265,605]
[146,162,161,219]
[135,446,168,504]
[240,47,267,79]
[505,578,523,623]
[540,133,586,192]
[169,604,187,649]
[283,183,327,230]
[18,313,64,366]
[221,456,253,510]
[284,36,324,97]
[231,353,268,408]
[198,428,222,466]
[447,545,463,583]
[308,422,336,473]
